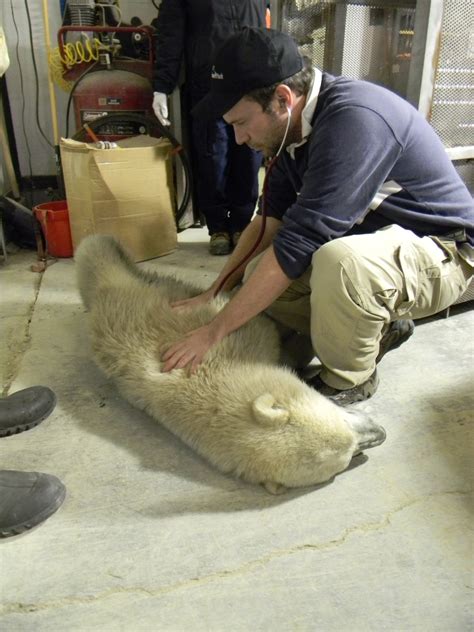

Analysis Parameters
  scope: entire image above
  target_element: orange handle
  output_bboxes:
[84,123,100,143]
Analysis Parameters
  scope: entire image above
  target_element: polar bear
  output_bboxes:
[75,235,386,493]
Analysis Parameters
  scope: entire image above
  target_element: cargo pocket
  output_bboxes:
[405,237,467,317]
[393,241,423,316]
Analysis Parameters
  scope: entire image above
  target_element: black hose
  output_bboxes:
[65,61,99,138]
[72,112,192,225]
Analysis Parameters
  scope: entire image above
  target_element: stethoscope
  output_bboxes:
[213,105,293,297]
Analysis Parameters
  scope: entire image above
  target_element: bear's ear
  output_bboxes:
[252,393,289,427]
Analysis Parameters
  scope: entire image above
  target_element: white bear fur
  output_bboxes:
[75,235,385,493]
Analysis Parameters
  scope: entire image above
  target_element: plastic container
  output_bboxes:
[33,200,73,258]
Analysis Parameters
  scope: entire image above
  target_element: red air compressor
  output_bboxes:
[58,25,156,140]
[57,22,193,223]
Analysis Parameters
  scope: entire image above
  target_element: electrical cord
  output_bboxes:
[24,0,54,150]
[72,112,193,226]
[10,0,34,204]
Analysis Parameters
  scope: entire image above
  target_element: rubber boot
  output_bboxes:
[0,386,56,437]
[0,470,66,538]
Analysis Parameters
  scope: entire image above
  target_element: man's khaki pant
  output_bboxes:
[246,225,473,389]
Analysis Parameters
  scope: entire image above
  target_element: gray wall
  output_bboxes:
[1,0,159,179]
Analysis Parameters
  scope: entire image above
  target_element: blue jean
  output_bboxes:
[191,116,262,235]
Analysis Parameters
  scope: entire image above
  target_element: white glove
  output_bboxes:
[153,91,170,126]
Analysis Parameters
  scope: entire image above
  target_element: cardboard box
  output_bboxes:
[60,135,177,261]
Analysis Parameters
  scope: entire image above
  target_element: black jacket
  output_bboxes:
[153,0,266,100]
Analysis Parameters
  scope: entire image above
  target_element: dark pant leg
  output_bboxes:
[226,135,262,233]
[191,116,230,235]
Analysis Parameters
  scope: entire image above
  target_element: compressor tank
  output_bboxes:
[73,69,154,140]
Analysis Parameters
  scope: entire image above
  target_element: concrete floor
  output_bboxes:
[0,226,473,631]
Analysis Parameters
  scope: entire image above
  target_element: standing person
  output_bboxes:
[152,1,265,255]
[161,27,474,406]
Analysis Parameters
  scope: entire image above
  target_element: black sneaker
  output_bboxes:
[0,471,66,538]
[308,371,380,406]
[377,319,414,363]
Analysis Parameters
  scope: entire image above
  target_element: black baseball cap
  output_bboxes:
[192,27,303,120]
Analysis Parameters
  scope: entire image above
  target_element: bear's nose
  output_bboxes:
[355,424,386,452]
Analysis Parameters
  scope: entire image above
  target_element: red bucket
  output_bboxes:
[33,200,73,258]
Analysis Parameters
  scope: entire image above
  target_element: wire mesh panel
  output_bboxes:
[281,0,417,98]
[429,0,474,149]
[280,0,473,190]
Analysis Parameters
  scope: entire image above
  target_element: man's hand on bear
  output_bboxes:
[170,287,215,311]
[161,322,224,374]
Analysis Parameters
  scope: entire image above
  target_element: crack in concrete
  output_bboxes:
[1,489,470,616]
[2,272,43,396]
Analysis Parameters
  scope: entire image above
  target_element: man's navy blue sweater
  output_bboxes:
[264,72,474,280]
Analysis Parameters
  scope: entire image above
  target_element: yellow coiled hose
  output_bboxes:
[48,37,105,91]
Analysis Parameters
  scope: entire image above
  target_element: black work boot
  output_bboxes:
[0,470,66,538]
[308,321,414,406]
[0,386,56,437]
[309,320,414,405]
[309,371,380,406]
[377,319,415,363]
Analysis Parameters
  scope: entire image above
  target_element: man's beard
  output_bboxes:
[253,110,291,158]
